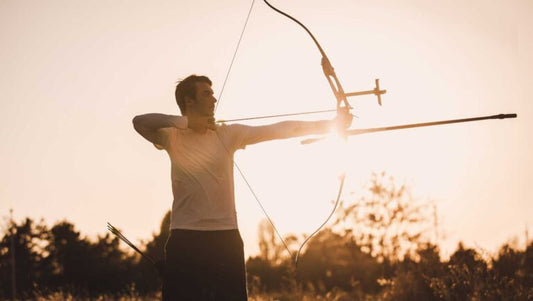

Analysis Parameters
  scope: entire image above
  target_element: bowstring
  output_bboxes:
[214,0,295,261]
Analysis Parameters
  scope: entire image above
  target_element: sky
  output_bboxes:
[1,0,532,259]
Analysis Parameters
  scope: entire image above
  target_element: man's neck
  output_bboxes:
[186,114,209,134]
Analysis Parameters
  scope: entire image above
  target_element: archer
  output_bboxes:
[132,74,352,300]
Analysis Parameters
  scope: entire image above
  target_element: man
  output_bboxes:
[132,74,352,300]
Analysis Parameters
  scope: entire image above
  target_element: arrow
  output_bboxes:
[301,113,518,144]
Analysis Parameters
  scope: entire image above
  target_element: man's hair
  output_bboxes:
[175,75,212,114]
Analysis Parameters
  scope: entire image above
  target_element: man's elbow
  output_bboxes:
[132,115,141,126]
[132,115,145,135]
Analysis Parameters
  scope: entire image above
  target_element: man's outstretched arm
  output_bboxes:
[233,109,353,147]
[132,113,187,146]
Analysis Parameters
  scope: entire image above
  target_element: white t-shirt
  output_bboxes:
[155,116,328,231]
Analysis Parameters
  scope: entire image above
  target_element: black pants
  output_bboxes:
[162,229,247,301]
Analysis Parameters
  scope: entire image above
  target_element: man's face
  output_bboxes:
[188,81,216,117]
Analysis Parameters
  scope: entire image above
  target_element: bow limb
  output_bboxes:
[263,0,350,112]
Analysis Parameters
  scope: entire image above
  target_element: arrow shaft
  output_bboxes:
[347,114,517,136]
[301,113,517,144]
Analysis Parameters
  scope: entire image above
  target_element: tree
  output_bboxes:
[334,171,432,261]
[246,219,296,293]
[256,219,296,265]
[382,243,443,301]
[43,220,137,295]
[296,229,382,294]
[44,221,90,289]
[0,217,48,298]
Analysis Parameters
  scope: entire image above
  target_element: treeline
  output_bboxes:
[247,230,533,300]
[1,173,532,300]
[246,173,533,300]
[0,214,168,299]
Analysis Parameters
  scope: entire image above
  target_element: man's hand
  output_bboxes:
[334,106,353,131]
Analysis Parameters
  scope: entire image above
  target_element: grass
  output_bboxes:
[29,290,363,301]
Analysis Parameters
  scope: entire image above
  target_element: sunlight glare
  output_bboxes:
[317,128,351,179]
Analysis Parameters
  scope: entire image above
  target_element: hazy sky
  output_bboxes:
[1,0,532,258]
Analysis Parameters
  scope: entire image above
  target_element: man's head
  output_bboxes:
[175,75,214,116]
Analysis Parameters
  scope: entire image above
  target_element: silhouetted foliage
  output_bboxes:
[1,173,532,299]
[334,171,432,262]
[377,241,533,301]
[39,220,138,297]
[245,173,533,300]
[246,256,294,293]
[0,217,153,298]
[136,210,171,293]
[246,219,296,293]
[257,219,292,266]
[0,217,47,299]
[379,243,444,300]
[296,229,382,294]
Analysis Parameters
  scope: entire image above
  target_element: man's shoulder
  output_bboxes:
[215,123,253,137]
[217,123,249,131]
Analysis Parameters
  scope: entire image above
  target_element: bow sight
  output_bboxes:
[320,56,386,108]
[345,79,386,106]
